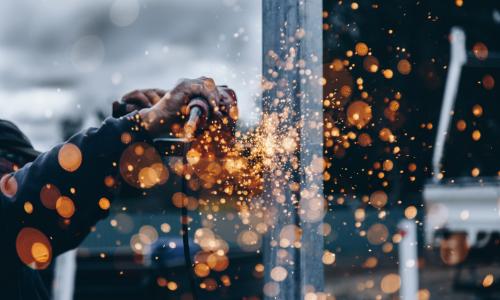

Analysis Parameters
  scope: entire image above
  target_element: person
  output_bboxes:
[0,77,231,300]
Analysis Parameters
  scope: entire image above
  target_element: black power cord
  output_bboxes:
[181,140,198,300]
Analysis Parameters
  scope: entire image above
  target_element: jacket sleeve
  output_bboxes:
[0,112,152,264]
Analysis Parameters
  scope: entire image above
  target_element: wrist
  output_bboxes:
[138,108,170,137]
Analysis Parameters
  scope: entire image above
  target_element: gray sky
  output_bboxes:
[0,0,262,150]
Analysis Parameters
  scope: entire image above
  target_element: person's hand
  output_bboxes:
[137,77,225,136]
[112,89,166,118]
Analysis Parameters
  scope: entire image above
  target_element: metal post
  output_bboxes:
[52,249,77,300]
[398,220,418,300]
[262,0,323,298]
[431,27,466,180]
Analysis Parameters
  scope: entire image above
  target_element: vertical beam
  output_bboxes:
[398,220,418,300]
[431,27,466,180]
[262,0,323,298]
[52,249,77,300]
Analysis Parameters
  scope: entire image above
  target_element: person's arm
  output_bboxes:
[1,112,150,258]
[0,77,226,268]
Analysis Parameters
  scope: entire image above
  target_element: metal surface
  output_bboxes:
[398,220,418,300]
[262,0,324,298]
[154,137,191,144]
[432,27,467,180]
[52,250,77,300]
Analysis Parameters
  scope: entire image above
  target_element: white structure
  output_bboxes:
[424,182,500,246]
[424,27,500,247]
[52,250,77,300]
[431,27,467,180]
[398,220,418,300]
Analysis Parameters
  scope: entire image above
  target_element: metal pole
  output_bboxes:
[431,27,466,180]
[52,249,77,300]
[398,220,418,300]
[262,0,324,298]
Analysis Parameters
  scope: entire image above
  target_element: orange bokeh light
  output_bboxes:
[58,143,83,172]
[40,183,61,209]
[16,227,52,270]
[0,174,18,198]
[56,196,75,218]
[98,197,111,210]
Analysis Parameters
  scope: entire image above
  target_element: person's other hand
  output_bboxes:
[138,77,225,136]
[112,89,166,118]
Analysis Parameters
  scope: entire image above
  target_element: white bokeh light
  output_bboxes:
[109,0,140,27]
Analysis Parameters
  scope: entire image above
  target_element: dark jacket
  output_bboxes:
[0,113,149,300]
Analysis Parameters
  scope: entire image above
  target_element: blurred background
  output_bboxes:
[0,0,262,150]
[1,0,500,299]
